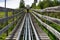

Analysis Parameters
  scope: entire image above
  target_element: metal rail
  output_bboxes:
[28,16,31,40]
[24,15,28,40]
[16,14,26,40]
[31,13,60,39]
[0,9,55,40]
[29,13,40,40]
[18,13,40,40]
[23,13,32,40]
[31,13,50,40]
[0,6,60,40]
[32,11,60,25]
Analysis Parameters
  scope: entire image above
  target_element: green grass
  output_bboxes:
[0,12,12,18]
[8,12,12,17]
[47,21,60,32]
[0,24,16,40]
[0,33,7,40]
[0,12,5,18]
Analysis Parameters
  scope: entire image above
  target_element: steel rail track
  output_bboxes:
[29,13,40,40]
[19,13,40,40]
[32,11,60,25]
[31,12,60,40]
[5,13,40,40]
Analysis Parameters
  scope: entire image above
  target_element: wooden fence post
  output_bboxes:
[12,10,14,27]
[5,9,8,36]
[5,0,8,36]
[16,10,18,24]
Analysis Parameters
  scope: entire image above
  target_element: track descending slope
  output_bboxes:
[6,13,40,40]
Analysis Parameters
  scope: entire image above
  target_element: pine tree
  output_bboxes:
[19,0,25,8]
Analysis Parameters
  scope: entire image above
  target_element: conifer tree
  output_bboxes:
[19,0,25,8]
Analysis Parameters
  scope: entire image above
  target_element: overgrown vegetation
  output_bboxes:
[41,12,60,19]
[0,12,17,40]
[0,12,12,18]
